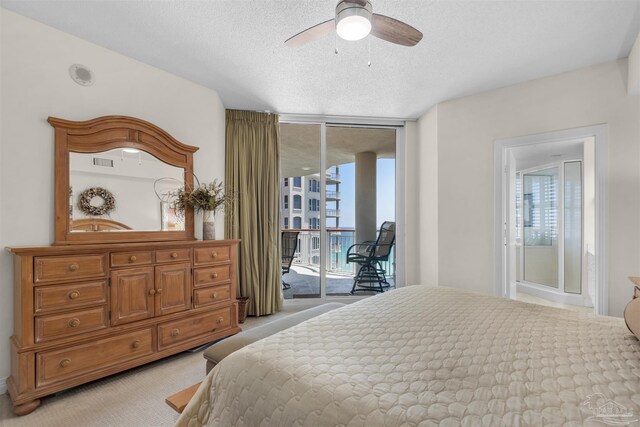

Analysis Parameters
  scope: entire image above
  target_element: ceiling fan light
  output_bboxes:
[335,2,372,41]
[337,14,371,41]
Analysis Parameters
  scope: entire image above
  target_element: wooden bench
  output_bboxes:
[165,303,346,413]
[166,383,201,414]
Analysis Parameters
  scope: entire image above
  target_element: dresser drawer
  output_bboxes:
[158,307,231,350]
[110,251,153,268]
[34,280,107,314]
[156,248,191,264]
[193,284,231,308]
[34,254,108,283]
[36,328,153,387]
[193,245,231,266]
[35,306,108,343]
[193,265,231,288]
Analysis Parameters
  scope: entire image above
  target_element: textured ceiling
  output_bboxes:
[512,139,585,171]
[2,0,640,119]
[281,124,395,177]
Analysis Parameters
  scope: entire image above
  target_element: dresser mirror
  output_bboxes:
[70,149,185,232]
[50,115,198,244]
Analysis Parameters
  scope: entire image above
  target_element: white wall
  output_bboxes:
[417,107,439,287]
[629,32,640,96]
[404,107,438,287]
[404,121,420,284]
[417,59,639,316]
[0,9,226,385]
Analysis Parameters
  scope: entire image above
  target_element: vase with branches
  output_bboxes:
[166,178,231,240]
[191,180,228,240]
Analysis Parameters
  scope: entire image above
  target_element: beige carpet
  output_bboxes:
[0,302,322,427]
[515,291,594,314]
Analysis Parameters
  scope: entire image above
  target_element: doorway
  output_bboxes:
[279,118,404,301]
[515,157,592,310]
[494,125,608,315]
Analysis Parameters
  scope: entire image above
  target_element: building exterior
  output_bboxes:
[279,165,394,283]
[280,167,341,231]
[280,167,341,267]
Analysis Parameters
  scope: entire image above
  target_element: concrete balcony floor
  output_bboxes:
[282,264,396,299]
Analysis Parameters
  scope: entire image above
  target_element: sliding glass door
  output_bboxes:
[280,123,321,299]
[325,126,396,296]
[279,119,400,300]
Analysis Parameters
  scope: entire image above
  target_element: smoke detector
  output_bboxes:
[69,64,95,86]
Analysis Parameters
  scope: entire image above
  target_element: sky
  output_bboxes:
[329,158,395,229]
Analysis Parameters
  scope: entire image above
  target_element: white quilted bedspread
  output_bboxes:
[177,286,640,427]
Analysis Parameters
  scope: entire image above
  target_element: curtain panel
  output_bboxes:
[225,110,282,316]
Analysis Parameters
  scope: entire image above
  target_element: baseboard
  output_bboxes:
[0,377,7,395]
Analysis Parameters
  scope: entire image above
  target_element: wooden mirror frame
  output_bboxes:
[49,115,198,245]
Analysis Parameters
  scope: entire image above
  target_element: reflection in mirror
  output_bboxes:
[69,148,185,232]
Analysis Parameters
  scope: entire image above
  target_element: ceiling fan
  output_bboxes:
[285,0,423,47]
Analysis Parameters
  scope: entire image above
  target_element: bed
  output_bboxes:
[177,286,640,426]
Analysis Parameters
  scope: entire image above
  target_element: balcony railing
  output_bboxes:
[326,171,341,181]
[326,209,341,217]
[284,229,395,278]
[325,190,341,199]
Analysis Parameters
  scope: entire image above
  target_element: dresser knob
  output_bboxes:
[170,329,180,337]
[59,358,71,368]
[216,317,224,324]
[68,318,80,328]
[129,255,137,262]
[211,292,218,299]
[156,288,163,294]
[211,251,218,258]
[68,264,79,272]
[211,273,219,279]
[171,252,178,258]
[68,291,80,300]
[132,340,141,349]
[148,289,156,296]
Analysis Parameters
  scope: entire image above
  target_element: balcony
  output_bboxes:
[326,171,341,184]
[325,190,341,200]
[326,209,341,217]
[282,229,395,299]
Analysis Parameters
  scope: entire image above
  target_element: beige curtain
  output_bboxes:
[225,110,282,316]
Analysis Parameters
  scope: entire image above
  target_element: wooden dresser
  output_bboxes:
[7,240,240,415]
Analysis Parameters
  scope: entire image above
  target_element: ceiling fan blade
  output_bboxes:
[285,19,336,47]
[370,14,423,47]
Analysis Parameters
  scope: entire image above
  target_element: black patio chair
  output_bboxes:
[346,222,396,294]
[281,231,299,290]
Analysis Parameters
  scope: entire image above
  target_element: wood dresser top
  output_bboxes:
[7,239,241,256]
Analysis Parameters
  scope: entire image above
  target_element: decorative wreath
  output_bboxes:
[78,187,116,216]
